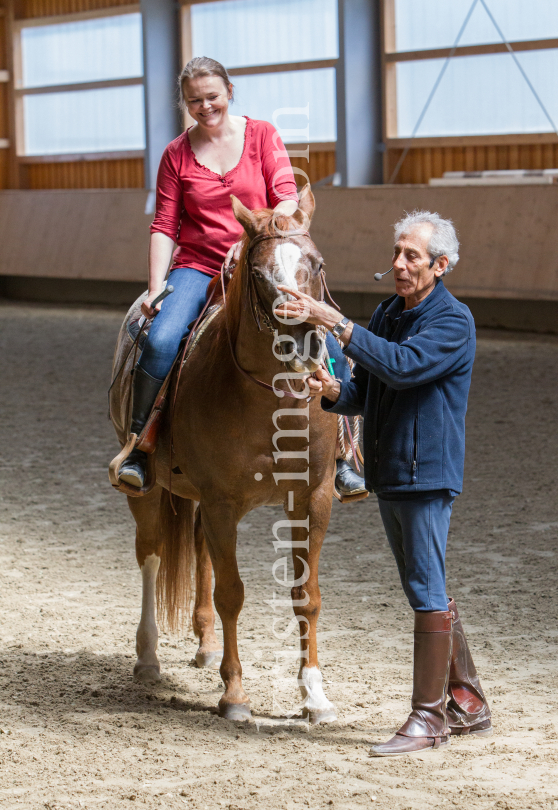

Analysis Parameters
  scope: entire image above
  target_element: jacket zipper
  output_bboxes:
[412,417,418,483]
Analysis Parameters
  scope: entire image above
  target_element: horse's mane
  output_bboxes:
[206,209,301,366]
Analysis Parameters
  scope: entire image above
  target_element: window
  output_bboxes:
[187,0,338,144]
[394,0,558,52]
[386,0,558,139]
[17,11,145,156]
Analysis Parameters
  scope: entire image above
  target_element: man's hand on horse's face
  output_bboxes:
[274,285,341,330]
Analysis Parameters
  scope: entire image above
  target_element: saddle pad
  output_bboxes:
[125,303,222,353]
[125,304,222,365]
[181,305,222,366]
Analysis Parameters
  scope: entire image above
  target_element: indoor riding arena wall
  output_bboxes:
[0,184,557,332]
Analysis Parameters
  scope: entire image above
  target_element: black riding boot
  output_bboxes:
[118,366,163,488]
[335,459,367,498]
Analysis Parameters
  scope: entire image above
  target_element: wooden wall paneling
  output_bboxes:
[518,143,531,169]
[388,132,558,148]
[412,149,423,184]
[496,145,506,171]
[486,145,497,170]
[290,149,335,186]
[0,83,7,138]
[531,143,542,169]
[432,146,443,179]
[0,14,6,67]
[424,149,433,185]
[23,157,144,189]
[15,0,135,19]
[0,147,7,187]
[542,143,553,168]
[384,140,558,185]
[4,0,18,187]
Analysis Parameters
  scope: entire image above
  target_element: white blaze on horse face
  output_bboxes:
[299,666,335,712]
[273,243,302,293]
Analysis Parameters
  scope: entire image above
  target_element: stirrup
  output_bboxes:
[108,434,156,497]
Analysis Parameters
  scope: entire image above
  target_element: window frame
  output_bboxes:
[180,0,338,158]
[380,0,558,181]
[13,3,145,162]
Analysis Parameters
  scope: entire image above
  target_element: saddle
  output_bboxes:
[108,278,226,496]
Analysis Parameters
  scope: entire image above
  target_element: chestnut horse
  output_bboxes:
[109,186,338,723]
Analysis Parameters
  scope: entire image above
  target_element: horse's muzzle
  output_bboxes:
[277,329,324,374]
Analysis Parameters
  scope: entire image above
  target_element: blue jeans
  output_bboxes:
[377,494,455,611]
[325,332,351,384]
[138,266,212,381]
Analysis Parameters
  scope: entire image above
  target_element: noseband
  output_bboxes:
[243,229,340,333]
[220,228,337,399]
[245,230,311,333]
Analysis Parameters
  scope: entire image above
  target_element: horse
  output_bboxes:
[109,185,339,723]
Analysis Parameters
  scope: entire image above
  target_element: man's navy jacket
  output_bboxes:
[322,279,476,496]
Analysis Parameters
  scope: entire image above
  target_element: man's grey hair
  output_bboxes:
[394,210,459,275]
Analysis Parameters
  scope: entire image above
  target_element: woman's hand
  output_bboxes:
[274,199,298,217]
[141,290,163,319]
[223,241,242,275]
[307,365,341,402]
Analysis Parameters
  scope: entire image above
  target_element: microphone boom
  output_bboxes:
[374,267,393,282]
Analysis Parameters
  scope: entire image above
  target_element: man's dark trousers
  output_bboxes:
[377,493,454,611]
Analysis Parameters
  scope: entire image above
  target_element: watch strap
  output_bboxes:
[331,317,350,338]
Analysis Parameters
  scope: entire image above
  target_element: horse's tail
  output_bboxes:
[156,490,196,633]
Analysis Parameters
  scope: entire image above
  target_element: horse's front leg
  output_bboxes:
[290,484,337,724]
[127,486,164,684]
[200,500,251,721]
[193,507,223,669]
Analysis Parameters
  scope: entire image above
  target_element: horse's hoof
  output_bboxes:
[219,702,252,722]
[303,706,338,725]
[133,663,161,684]
[195,648,223,669]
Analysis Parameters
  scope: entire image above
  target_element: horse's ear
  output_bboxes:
[292,182,315,229]
[231,195,258,238]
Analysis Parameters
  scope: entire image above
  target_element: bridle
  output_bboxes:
[220,228,339,399]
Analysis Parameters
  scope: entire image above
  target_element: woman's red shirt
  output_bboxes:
[150,117,299,277]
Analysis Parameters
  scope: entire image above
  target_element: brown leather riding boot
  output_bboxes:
[371,610,453,756]
[446,598,492,736]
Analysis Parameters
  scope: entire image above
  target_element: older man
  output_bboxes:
[275,210,491,756]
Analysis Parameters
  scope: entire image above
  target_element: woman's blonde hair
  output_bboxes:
[179,56,234,109]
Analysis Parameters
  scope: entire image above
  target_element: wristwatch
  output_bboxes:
[331,316,350,339]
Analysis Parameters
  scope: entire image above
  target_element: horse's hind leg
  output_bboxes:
[290,485,337,725]
[199,500,251,722]
[127,486,164,684]
[193,508,222,669]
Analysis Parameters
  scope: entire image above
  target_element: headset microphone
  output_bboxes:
[374,267,393,282]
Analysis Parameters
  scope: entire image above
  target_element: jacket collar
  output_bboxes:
[382,278,447,322]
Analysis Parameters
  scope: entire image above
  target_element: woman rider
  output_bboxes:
[118,56,365,497]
